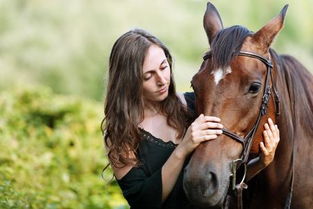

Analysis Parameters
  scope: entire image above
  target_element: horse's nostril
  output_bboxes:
[183,166,188,174]
[201,172,218,198]
[183,170,224,207]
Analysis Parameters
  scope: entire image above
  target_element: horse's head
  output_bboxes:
[183,2,287,207]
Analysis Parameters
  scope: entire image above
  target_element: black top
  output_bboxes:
[117,92,196,209]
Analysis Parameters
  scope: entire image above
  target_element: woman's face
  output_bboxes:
[142,44,171,104]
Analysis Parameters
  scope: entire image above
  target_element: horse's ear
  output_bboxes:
[251,5,288,53]
[203,2,224,45]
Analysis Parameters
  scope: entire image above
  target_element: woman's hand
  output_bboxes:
[260,118,280,166]
[176,114,223,158]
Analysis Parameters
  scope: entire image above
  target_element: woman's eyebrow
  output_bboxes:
[144,59,168,74]
[160,59,167,66]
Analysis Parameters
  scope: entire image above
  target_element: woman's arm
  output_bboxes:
[246,118,280,181]
[161,114,223,201]
[110,114,223,206]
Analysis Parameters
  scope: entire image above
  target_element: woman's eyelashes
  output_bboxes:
[159,60,168,71]
[160,64,168,70]
[143,67,168,81]
[143,73,152,81]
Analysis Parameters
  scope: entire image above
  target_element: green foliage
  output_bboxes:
[0,0,312,100]
[0,86,128,209]
[0,1,312,208]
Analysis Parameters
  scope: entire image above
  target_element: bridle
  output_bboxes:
[223,51,280,209]
[195,50,281,209]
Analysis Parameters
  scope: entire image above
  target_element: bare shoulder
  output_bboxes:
[176,92,187,106]
[105,138,136,180]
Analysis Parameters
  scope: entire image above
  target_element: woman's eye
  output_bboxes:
[248,82,261,94]
[143,73,152,80]
[160,65,168,70]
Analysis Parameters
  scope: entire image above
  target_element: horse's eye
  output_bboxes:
[248,82,261,94]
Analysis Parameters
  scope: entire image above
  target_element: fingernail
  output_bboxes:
[268,118,273,123]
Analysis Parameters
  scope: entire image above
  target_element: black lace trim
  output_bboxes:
[139,128,177,149]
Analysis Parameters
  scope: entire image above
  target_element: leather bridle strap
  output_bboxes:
[221,51,274,209]
[222,51,273,166]
[238,51,273,68]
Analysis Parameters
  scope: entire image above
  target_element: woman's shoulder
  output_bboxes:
[177,92,195,103]
[177,92,195,113]
[176,92,187,106]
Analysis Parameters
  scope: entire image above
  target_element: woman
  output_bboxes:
[103,29,279,209]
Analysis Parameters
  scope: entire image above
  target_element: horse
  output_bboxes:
[183,2,313,209]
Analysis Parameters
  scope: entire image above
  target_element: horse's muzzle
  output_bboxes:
[183,168,223,207]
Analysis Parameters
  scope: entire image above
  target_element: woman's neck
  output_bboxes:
[143,101,162,118]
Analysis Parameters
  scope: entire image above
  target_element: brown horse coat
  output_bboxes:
[183,2,313,209]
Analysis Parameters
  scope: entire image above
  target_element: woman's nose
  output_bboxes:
[156,71,166,85]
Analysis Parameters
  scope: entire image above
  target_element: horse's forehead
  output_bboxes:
[194,54,264,89]
[241,36,267,54]
[210,67,232,85]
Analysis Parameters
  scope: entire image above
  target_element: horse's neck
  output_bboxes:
[256,52,313,206]
[251,53,303,206]
[277,53,313,207]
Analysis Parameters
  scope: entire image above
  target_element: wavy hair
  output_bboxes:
[102,29,191,168]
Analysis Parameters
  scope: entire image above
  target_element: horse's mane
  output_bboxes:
[270,49,313,137]
[211,25,252,69]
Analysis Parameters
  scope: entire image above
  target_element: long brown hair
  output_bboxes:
[102,29,191,168]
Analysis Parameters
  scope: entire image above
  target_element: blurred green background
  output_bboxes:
[0,0,312,208]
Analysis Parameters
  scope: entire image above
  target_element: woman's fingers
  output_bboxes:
[200,122,223,130]
[200,134,218,141]
[188,114,224,145]
[268,119,280,139]
[274,125,280,143]
[192,115,223,130]
[192,134,218,143]
[191,129,221,141]
[263,118,280,150]
[263,130,273,151]
[203,116,221,122]
[268,118,279,139]
[263,124,272,148]
[259,118,281,166]
[195,114,221,123]
[260,142,269,156]
[202,129,223,136]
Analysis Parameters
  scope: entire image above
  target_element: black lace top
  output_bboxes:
[116,92,196,209]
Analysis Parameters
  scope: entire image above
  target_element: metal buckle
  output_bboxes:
[231,159,247,190]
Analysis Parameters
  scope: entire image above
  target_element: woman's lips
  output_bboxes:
[157,86,167,94]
